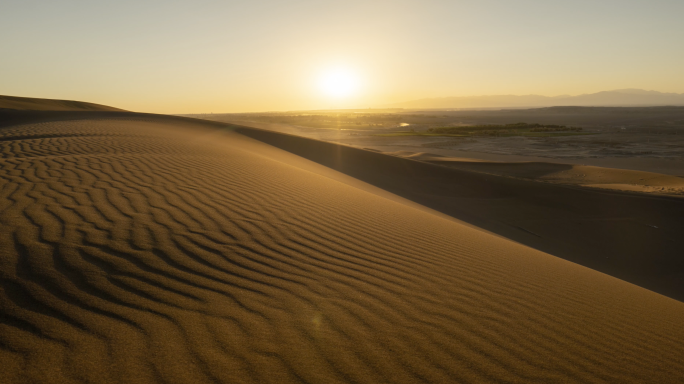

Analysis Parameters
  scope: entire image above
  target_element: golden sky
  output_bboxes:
[2,0,684,113]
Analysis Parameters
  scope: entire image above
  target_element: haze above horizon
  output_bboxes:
[3,0,683,113]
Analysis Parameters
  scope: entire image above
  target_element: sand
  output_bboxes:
[1,112,684,383]
[384,152,684,197]
[238,127,684,301]
[0,95,126,112]
[187,111,684,177]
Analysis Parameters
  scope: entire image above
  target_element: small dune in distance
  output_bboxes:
[0,95,127,112]
[1,94,684,383]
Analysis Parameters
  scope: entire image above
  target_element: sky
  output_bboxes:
[2,0,684,113]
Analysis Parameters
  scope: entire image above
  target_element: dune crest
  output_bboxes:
[0,95,125,112]
[1,115,683,383]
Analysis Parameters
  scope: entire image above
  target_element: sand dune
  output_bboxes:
[1,113,684,383]
[385,152,684,196]
[237,128,684,302]
[0,95,125,112]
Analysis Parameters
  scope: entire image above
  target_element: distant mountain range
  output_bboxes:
[389,89,684,109]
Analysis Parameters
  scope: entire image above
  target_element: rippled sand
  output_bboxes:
[1,114,683,383]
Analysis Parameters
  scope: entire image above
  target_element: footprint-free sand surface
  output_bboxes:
[1,112,684,383]
[0,95,126,112]
[239,127,684,302]
[383,151,684,196]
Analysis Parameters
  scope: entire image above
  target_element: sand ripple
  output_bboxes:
[0,116,683,383]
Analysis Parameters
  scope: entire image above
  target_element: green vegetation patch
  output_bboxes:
[373,132,468,137]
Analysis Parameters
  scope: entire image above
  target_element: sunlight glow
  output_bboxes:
[318,68,359,98]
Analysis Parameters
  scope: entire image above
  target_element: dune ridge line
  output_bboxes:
[0,114,683,383]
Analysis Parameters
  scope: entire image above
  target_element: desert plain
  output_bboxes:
[1,96,684,383]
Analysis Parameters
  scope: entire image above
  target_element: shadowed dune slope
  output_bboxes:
[1,114,684,383]
[0,95,126,112]
[390,154,684,196]
[237,127,684,302]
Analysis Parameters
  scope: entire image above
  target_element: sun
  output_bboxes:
[318,68,359,98]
